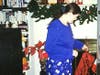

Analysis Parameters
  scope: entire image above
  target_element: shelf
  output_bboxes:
[0,6,27,11]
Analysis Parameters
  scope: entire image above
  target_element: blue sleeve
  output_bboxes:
[73,39,84,50]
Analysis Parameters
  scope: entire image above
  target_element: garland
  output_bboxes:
[27,0,97,25]
[78,5,97,24]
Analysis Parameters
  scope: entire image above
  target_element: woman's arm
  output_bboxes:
[73,39,88,51]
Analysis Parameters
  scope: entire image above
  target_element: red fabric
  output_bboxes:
[74,52,95,75]
[92,59,97,73]
[92,64,96,73]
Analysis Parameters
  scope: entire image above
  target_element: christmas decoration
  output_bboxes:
[23,41,48,60]
[78,4,97,25]
[27,0,97,25]
[23,41,48,71]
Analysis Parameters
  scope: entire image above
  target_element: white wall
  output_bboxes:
[72,20,97,39]
[32,18,53,44]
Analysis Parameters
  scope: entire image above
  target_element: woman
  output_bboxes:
[45,3,88,75]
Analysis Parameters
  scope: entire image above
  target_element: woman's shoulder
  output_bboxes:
[48,19,61,28]
[50,19,59,25]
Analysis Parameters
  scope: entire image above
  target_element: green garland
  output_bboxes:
[79,4,97,24]
[27,0,97,25]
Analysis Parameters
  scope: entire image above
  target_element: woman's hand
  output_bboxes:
[73,50,78,57]
[82,44,89,52]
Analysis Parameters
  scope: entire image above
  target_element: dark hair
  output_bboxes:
[53,3,81,19]
[64,3,81,14]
